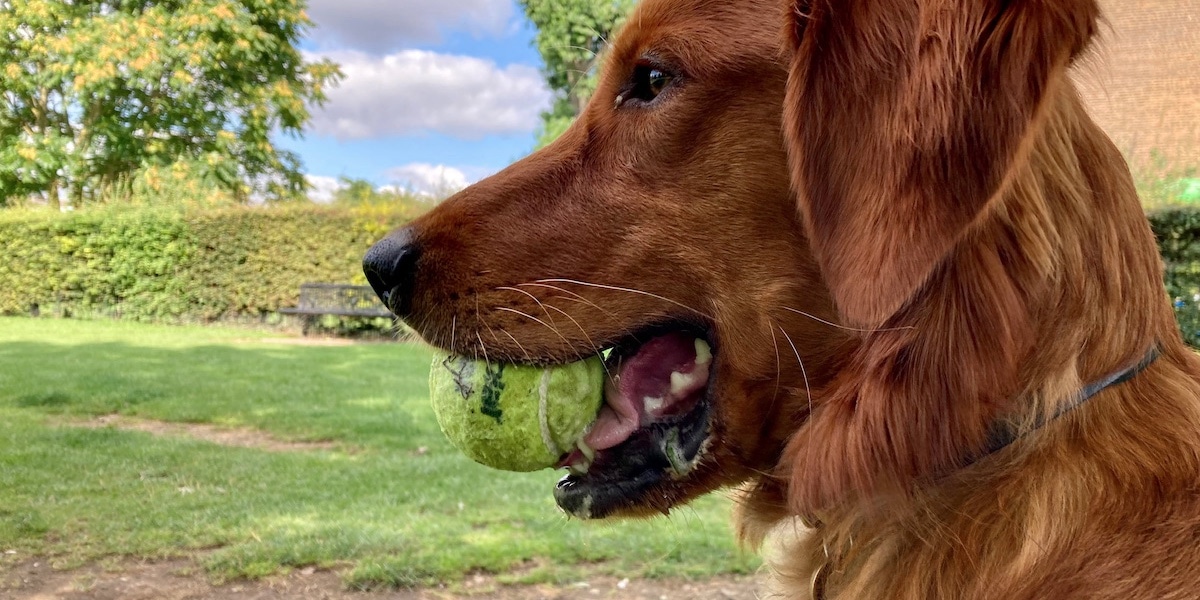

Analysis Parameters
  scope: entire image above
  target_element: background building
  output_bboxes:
[1078,0,1199,170]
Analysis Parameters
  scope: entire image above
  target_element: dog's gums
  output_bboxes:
[555,333,714,518]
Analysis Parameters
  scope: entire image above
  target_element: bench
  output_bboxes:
[279,283,394,334]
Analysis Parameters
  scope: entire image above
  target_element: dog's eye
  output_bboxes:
[627,64,674,104]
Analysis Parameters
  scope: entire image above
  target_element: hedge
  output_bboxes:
[3,204,1200,344]
[1149,208,1200,345]
[0,203,416,323]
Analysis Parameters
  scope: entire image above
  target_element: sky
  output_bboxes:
[282,0,552,200]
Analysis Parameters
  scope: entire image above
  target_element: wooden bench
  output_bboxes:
[279,283,393,334]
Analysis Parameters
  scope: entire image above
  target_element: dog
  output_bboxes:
[363,0,1200,597]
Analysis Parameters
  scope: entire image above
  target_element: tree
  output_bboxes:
[0,0,341,208]
[518,0,633,147]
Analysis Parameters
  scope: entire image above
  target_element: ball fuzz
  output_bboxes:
[429,353,605,472]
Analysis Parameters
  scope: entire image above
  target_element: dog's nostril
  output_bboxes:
[363,226,420,317]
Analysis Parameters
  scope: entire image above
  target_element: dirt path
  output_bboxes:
[1,559,762,600]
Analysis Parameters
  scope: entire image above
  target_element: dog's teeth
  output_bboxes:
[643,396,665,413]
[694,339,712,365]
[578,439,595,462]
[669,371,700,396]
[568,459,590,476]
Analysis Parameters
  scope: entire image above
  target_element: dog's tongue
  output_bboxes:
[583,333,712,451]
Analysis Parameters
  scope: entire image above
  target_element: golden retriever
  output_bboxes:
[364,0,1200,597]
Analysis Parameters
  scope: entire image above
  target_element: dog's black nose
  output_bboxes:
[363,226,420,317]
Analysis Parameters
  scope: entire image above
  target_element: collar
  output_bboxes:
[810,344,1161,600]
[978,345,1161,459]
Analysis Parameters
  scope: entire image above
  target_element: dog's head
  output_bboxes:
[365,0,1104,520]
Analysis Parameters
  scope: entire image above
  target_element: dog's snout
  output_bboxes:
[363,226,420,317]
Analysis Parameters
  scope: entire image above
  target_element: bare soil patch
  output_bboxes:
[0,558,761,600]
[70,415,340,453]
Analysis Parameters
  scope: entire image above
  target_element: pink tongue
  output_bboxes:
[583,333,710,451]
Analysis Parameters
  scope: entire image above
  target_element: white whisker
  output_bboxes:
[779,326,813,414]
[518,282,625,324]
[543,303,614,380]
[494,306,574,348]
[499,328,532,362]
[769,324,782,410]
[537,278,710,318]
[497,286,560,326]
[476,332,489,363]
[781,306,915,334]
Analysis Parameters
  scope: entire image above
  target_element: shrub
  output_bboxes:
[1148,207,1200,346]
[0,203,416,327]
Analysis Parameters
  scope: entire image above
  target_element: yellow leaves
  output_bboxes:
[130,49,160,73]
[17,147,38,162]
[212,3,235,20]
[5,63,21,80]
[272,81,294,99]
[171,70,194,86]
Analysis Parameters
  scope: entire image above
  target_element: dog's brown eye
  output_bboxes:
[627,64,674,104]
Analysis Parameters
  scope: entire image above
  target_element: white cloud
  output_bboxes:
[385,163,489,197]
[305,174,346,203]
[306,0,514,53]
[308,50,551,141]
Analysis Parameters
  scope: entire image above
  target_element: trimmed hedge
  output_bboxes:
[0,203,415,323]
[1149,208,1200,345]
[3,204,1200,344]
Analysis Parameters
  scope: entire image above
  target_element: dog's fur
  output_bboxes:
[381,0,1200,597]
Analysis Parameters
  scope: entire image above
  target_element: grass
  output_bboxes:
[0,317,759,588]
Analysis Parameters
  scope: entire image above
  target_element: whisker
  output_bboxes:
[769,323,782,411]
[494,306,574,349]
[476,332,489,363]
[450,315,457,355]
[537,278,711,319]
[543,303,614,380]
[781,306,915,334]
[778,326,813,415]
[499,328,532,362]
[518,282,627,325]
[497,286,560,326]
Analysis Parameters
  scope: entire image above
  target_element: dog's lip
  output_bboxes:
[552,328,717,519]
[552,386,714,519]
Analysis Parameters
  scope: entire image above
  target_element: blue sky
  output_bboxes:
[282,0,551,199]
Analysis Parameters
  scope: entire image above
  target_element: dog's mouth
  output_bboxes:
[553,328,715,519]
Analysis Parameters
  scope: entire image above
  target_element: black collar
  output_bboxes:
[810,345,1162,600]
[978,345,1161,459]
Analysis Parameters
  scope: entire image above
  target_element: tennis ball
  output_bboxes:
[429,353,605,472]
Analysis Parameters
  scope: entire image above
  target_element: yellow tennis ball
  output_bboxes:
[429,353,605,472]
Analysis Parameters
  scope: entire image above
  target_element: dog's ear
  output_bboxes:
[779,0,1101,511]
[782,0,1099,328]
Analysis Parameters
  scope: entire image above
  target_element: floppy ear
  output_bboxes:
[783,0,1099,328]
[779,0,1101,511]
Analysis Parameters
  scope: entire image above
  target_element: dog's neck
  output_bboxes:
[973,344,1161,463]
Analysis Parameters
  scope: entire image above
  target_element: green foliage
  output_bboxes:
[0,0,342,208]
[0,203,418,322]
[330,176,436,209]
[1136,154,1199,209]
[1148,207,1200,346]
[519,0,634,147]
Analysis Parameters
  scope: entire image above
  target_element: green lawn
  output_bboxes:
[0,317,758,588]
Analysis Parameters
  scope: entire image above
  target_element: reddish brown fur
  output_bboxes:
[390,0,1200,597]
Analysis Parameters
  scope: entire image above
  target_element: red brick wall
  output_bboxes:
[1076,0,1200,170]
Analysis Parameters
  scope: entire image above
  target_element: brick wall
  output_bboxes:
[1075,0,1200,170]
